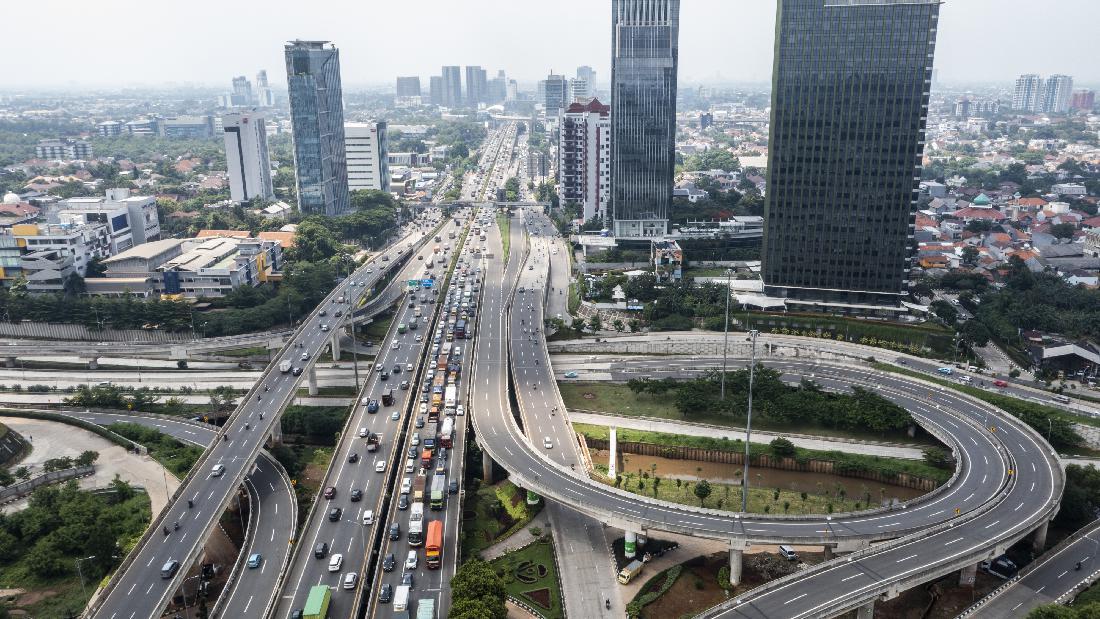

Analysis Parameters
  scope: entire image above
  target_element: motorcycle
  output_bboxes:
[173,522,179,531]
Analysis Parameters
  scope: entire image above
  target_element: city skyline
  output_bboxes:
[3,0,1099,89]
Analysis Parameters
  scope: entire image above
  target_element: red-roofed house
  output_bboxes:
[951,206,1007,222]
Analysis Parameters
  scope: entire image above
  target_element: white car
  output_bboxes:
[392,342,400,350]
[456,404,465,417]
[405,550,418,570]
[406,363,414,372]
[544,437,553,449]
[419,403,429,414]
[411,433,420,446]
[358,427,368,438]
[415,334,424,342]
[328,554,343,572]
[363,510,374,525]
[375,460,387,473]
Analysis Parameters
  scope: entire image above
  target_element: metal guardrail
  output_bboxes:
[210,477,260,618]
[0,464,95,502]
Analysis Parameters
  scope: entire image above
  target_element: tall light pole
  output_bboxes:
[741,329,759,513]
[75,555,96,599]
[720,269,733,400]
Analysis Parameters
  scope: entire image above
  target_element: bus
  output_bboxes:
[440,342,452,358]
[425,520,443,569]
[455,320,466,339]
[408,502,425,546]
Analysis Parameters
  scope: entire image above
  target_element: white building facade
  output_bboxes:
[344,121,390,192]
[222,111,274,202]
[558,99,611,222]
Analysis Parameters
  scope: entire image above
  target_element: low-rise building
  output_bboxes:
[52,188,160,254]
[35,139,94,161]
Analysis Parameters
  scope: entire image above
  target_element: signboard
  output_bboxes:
[421,279,434,289]
[407,279,419,290]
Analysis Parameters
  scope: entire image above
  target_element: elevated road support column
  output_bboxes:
[608,426,618,479]
[330,331,341,361]
[1033,519,1050,553]
[959,562,977,587]
[482,447,494,483]
[857,600,874,619]
[308,366,318,396]
[86,356,98,370]
[729,540,747,586]
[625,531,638,558]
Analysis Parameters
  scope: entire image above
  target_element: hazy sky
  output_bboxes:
[4,0,1098,90]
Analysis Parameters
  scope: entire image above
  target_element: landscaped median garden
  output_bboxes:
[461,480,543,559]
[488,535,563,619]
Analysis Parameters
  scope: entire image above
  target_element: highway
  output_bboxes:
[469,208,1064,618]
[57,410,294,618]
[271,215,465,619]
[87,211,444,619]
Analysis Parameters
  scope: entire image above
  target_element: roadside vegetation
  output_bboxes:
[461,480,543,559]
[106,423,202,476]
[449,558,508,619]
[487,536,563,619]
[497,213,511,260]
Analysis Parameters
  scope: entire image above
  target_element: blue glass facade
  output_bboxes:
[762,0,941,311]
[610,0,679,238]
[284,40,350,216]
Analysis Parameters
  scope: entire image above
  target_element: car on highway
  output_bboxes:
[388,522,401,540]
[456,404,465,416]
[314,542,329,558]
[382,552,396,571]
[328,507,342,522]
[350,488,363,502]
[320,324,329,332]
[415,334,424,342]
[401,571,414,587]
[374,362,384,371]
[328,553,343,572]
[415,416,425,428]
[994,379,1008,388]
[348,452,359,463]
[323,486,336,499]
[392,341,400,350]
[247,553,263,568]
[411,433,420,446]
[398,493,409,510]
[292,366,303,376]
[393,364,402,374]
[375,460,387,473]
[358,427,369,437]
[379,583,393,603]
[544,437,553,449]
[564,371,578,378]
[211,464,226,478]
[367,400,379,413]
[160,559,180,579]
[449,480,459,494]
[391,411,401,421]
[407,445,418,458]
[363,510,374,525]
[937,367,954,375]
[380,371,390,381]
[343,572,357,589]
[405,551,418,570]
[300,352,309,361]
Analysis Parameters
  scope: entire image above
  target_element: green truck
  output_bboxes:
[417,598,436,619]
[303,585,331,619]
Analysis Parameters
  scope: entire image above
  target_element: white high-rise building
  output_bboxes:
[576,65,596,91]
[570,78,590,103]
[222,111,274,202]
[255,70,275,107]
[1042,75,1074,114]
[558,99,611,222]
[1013,74,1043,112]
[344,121,390,192]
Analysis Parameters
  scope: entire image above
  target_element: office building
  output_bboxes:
[570,78,590,102]
[222,111,274,202]
[125,118,159,136]
[345,121,390,192]
[506,79,518,101]
[255,70,275,107]
[559,99,611,223]
[231,76,253,106]
[96,121,123,137]
[609,0,679,237]
[35,139,94,161]
[13,221,111,291]
[1072,90,1096,111]
[285,40,351,216]
[465,66,487,107]
[1041,75,1074,114]
[577,65,596,90]
[429,76,444,105]
[544,73,568,114]
[699,112,713,131]
[488,71,507,104]
[761,0,941,312]
[162,115,214,138]
[396,76,421,98]
[52,188,161,254]
[442,66,463,108]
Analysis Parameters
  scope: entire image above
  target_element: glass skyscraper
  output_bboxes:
[609,0,679,238]
[762,0,941,312]
[284,40,350,216]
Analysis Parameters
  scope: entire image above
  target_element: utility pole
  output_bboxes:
[741,329,759,513]
[721,268,732,400]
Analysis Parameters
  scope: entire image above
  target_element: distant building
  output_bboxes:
[345,121,390,192]
[285,40,351,216]
[543,73,568,114]
[1042,75,1074,114]
[465,66,486,107]
[35,139,94,161]
[255,70,275,107]
[1013,74,1044,112]
[558,99,611,222]
[125,118,159,136]
[610,0,679,238]
[569,77,590,102]
[161,115,214,138]
[222,110,275,202]
[231,76,253,106]
[699,112,713,130]
[396,76,421,97]
[1071,90,1096,111]
[441,66,462,108]
[53,188,161,254]
[652,240,682,282]
[96,121,123,137]
[1014,73,1075,113]
[12,221,112,291]
[576,66,596,91]
[527,150,548,179]
[429,75,444,106]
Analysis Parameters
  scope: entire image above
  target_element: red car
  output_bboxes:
[323,486,336,500]
[993,380,1008,388]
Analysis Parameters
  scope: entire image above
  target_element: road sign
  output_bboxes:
[407,279,419,288]
[421,279,434,288]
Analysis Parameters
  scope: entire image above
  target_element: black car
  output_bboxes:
[392,364,402,374]
[407,445,418,458]
[388,522,401,540]
[382,553,396,572]
[401,571,414,587]
[397,493,409,510]
[348,453,359,463]
[314,542,328,558]
[290,610,303,619]
[350,488,363,502]
[379,583,393,603]
[415,416,425,429]
[328,507,342,522]
[292,367,303,376]
[448,480,459,494]
[380,371,389,381]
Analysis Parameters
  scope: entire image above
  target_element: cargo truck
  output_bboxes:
[618,560,644,584]
[425,520,443,569]
[366,431,381,452]
[394,585,411,611]
[412,476,426,502]
[440,418,454,448]
[417,598,436,618]
[430,474,446,510]
[303,584,331,618]
[444,385,457,409]
[279,360,293,373]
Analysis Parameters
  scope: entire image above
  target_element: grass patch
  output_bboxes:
[742,312,966,360]
[461,480,543,559]
[217,346,268,357]
[295,385,359,397]
[489,538,563,619]
[682,268,730,278]
[567,282,580,314]
[574,423,950,485]
[559,381,934,446]
[359,313,395,341]
[107,423,203,476]
[497,213,511,262]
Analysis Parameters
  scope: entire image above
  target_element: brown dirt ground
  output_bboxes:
[874,572,1003,619]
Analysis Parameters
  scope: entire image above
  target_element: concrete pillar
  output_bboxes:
[1033,520,1049,553]
[824,545,835,561]
[624,531,638,558]
[482,449,494,483]
[958,562,977,587]
[638,531,648,548]
[87,357,98,370]
[856,600,874,619]
[330,332,341,361]
[729,547,743,586]
[308,366,318,396]
[608,426,618,479]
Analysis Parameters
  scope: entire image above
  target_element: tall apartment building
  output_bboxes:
[345,121,390,192]
[255,70,275,107]
[569,78,590,102]
[35,139,94,161]
[396,76,421,98]
[1013,74,1044,112]
[762,0,941,313]
[577,66,596,91]
[558,99,611,223]
[609,0,679,238]
[285,40,350,216]
[231,76,253,106]
[429,76,444,105]
[1072,90,1096,111]
[543,73,568,114]
[1041,75,1074,114]
[442,66,463,108]
[222,111,274,202]
[465,66,487,107]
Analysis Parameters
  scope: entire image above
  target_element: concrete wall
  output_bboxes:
[0,321,190,342]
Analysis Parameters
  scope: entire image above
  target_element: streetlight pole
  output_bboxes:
[741,329,759,513]
[720,269,732,401]
[75,555,96,600]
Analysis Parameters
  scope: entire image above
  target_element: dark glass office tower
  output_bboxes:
[609,0,679,238]
[284,40,350,216]
[762,0,941,312]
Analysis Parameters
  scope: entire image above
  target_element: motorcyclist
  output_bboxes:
[174,521,179,531]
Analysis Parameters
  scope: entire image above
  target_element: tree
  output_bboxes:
[0,469,13,487]
[15,466,30,481]
[75,450,99,467]
[449,559,506,619]
[612,319,625,332]
[289,218,343,263]
[628,319,641,333]
[693,479,712,507]
[1050,223,1077,240]
[930,300,958,324]
[962,246,979,266]
[588,315,603,332]
[769,437,796,459]
[922,447,952,469]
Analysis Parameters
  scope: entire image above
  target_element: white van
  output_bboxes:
[210,464,226,478]
[778,545,799,561]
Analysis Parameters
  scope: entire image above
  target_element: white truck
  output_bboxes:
[444,385,457,409]
[279,359,292,373]
[394,585,411,611]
